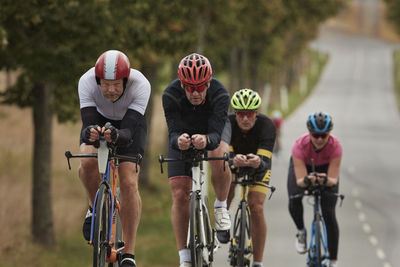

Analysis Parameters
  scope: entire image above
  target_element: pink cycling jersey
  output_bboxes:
[291,133,342,166]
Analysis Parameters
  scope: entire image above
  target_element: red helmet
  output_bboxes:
[178,53,212,86]
[95,50,131,82]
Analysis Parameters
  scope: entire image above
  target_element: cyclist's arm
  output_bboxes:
[80,107,101,145]
[325,156,341,187]
[292,156,310,188]
[118,109,147,146]
[162,90,183,150]
[252,117,276,180]
[206,88,230,150]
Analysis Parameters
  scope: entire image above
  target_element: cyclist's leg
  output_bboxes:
[78,143,101,207]
[167,147,192,264]
[209,141,231,205]
[169,176,192,250]
[321,185,339,261]
[247,189,267,263]
[209,140,232,243]
[227,177,236,209]
[287,158,305,230]
[118,162,141,256]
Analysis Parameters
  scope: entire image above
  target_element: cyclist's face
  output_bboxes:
[235,110,257,132]
[309,131,330,149]
[100,79,124,102]
[182,82,209,105]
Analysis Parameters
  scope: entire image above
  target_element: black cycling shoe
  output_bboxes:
[216,230,230,244]
[120,254,136,267]
[82,207,92,241]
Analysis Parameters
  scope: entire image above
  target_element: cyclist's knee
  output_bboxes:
[248,201,264,216]
[171,185,190,204]
[80,157,98,172]
[208,141,229,157]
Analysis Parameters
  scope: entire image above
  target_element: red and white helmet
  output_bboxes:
[95,50,131,82]
[178,53,212,86]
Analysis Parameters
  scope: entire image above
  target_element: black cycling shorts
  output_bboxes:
[167,119,231,179]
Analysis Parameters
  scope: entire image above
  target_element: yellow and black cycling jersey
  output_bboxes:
[228,113,276,182]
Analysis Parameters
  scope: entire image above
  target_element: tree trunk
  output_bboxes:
[32,83,54,246]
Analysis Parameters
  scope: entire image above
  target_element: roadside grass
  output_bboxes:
[393,50,400,112]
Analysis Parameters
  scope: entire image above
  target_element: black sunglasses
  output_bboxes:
[311,133,328,139]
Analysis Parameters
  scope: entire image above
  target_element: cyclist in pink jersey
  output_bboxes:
[287,112,342,267]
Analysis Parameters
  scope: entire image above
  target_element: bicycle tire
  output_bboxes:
[189,193,204,267]
[109,188,123,267]
[93,183,110,267]
[202,197,213,265]
[237,201,248,267]
[314,216,322,267]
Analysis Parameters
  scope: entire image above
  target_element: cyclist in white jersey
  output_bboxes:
[78,50,150,267]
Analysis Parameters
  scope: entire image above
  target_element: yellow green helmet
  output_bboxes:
[231,88,262,110]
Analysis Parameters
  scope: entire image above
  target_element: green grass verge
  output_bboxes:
[393,50,400,112]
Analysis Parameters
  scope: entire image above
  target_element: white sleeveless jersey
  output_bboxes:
[78,67,151,120]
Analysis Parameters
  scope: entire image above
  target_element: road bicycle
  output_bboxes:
[65,124,142,267]
[290,159,344,267]
[229,169,276,267]
[159,147,229,267]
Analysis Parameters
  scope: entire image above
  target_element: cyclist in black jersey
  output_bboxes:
[227,89,276,267]
[162,53,232,267]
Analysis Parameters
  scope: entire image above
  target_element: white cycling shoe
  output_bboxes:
[179,261,191,267]
[214,207,231,244]
[295,229,307,254]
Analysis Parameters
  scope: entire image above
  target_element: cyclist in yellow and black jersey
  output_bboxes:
[227,89,276,267]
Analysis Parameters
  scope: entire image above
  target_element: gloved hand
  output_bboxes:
[104,123,119,143]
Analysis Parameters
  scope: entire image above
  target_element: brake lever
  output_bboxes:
[65,151,72,170]
[159,154,164,174]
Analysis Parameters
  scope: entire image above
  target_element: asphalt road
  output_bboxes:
[213,22,400,267]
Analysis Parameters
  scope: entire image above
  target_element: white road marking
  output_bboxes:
[355,200,363,209]
[362,223,372,234]
[358,212,366,222]
[376,248,386,260]
[351,187,359,197]
[369,235,378,246]
[352,191,393,267]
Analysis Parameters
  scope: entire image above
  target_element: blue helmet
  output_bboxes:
[306,112,333,133]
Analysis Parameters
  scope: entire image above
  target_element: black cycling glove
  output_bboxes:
[105,123,119,143]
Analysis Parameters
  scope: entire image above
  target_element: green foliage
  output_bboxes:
[385,0,400,34]
[0,0,115,122]
[392,50,400,111]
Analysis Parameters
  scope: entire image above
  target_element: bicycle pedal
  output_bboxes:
[116,240,125,249]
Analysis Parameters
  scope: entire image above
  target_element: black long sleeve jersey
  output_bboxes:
[162,78,230,151]
[229,113,276,181]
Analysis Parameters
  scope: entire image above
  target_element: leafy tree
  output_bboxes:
[0,0,115,246]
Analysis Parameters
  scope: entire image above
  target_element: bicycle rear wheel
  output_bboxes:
[93,183,110,267]
[189,193,204,267]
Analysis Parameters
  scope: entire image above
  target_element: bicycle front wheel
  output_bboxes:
[109,188,123,267]
[237,201,250,267]
[189,193,203,267]
[93,183,110,267]
[311,216,322,267]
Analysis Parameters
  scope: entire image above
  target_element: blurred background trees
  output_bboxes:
[0,0,345,246]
